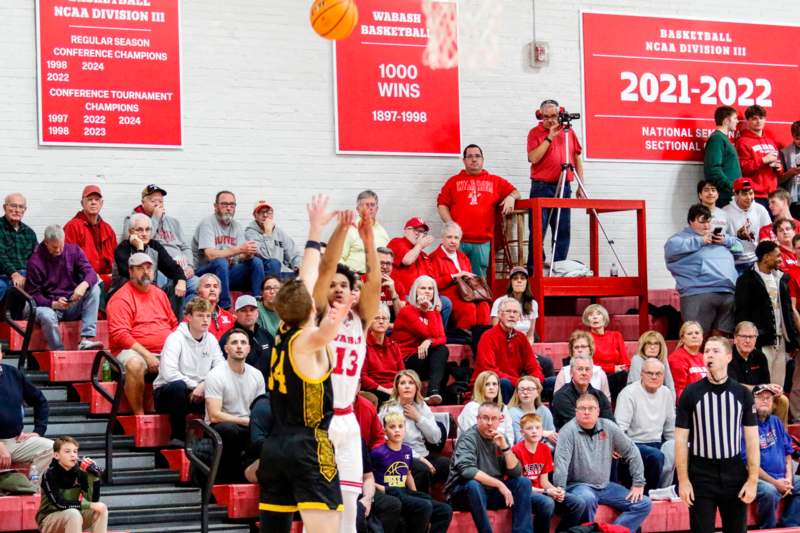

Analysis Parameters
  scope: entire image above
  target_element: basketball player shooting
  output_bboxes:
[313,204,381,533]
[258,196,353,533]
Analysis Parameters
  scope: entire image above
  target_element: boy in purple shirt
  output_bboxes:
[370,412,452,533]
[742,385,800,528]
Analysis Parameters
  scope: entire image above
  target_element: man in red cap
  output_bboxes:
[387,218,452,326]
[63,185,117,288]
[723,177,772,274]
[437,144,519,278]
[244,200,301,279]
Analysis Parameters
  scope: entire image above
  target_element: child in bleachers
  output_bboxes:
[512,413,585,532]
[37,436,107,533]
[370,412,452,532]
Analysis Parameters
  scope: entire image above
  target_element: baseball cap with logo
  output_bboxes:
[141,184,167,198]
[253,201,273,216]
[404,217,429,232]
[733,177,753,192]
[234,294,258,311]
[82,185,102,199]
[752,384,777,396]
[128,253,154,267]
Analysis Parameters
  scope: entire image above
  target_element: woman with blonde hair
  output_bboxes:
[378,369,449,493]
[583,303,629,400]
[668,320,707,401]
[456,370,514,445]
[553,330,611,401]
[507,375,555,444]
[628,330,675,393]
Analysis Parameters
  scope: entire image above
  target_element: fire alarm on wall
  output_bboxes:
[530,41,549,67]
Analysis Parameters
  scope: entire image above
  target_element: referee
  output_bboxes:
[675,336,759,533]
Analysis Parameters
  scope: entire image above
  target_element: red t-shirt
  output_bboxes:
[512,441,553,489]
[436,169,516,242]
[107,282,178,354]
[668,347,708,401]
[527,124,582,183]
[590,330,629,374]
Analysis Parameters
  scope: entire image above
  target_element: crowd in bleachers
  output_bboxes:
[2,104,800,533]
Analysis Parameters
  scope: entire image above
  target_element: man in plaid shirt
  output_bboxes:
[0,193,37,303]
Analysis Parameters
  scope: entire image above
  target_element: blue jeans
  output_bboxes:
[35,283,101,350]
[618,442,665,494]
[530,490,585,532]
[196,257,265,310]
[756,477,800,528]
[450,477,532,533]
[499,378,515,405]
[156,272,199,319]
[528,181,571,271]
[0,269,26,303]
[567,482,651,533]
[459,241,491,279]
[440,296,452,329]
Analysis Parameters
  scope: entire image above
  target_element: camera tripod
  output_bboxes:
[544,120,626,277]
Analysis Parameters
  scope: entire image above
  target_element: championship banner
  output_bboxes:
[334,0,461,156]
[580,12,800,162]
[36,0,182,147]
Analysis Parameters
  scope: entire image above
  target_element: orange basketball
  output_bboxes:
[310,0,359,41]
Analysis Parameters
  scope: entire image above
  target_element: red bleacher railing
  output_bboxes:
[513,198,649,342]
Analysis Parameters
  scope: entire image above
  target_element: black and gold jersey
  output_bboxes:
[268,323,334,432]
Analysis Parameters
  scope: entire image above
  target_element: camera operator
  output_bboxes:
[526,99,585,272]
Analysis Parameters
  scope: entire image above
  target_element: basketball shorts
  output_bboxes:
[258,428,343,513]
[328,412,363,494]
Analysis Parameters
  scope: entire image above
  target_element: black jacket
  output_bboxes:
[113,239,186,291]
[0,364,48,438]
[734,268,799,350]
[551,382,614,430]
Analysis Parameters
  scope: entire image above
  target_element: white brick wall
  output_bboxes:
[1,1,797,289]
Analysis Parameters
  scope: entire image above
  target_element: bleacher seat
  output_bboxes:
[0,494,39,532]
[72,382,155,414]
[117,415,171,448]
[33,350,98,382]
[212,484,259,519]
[9,320,109,352]
[160,449,191,482]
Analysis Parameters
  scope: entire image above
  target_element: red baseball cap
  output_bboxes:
[404,217,429,231]
[253,200,273,216]
[82,185,102,198]
[733,177,753,192]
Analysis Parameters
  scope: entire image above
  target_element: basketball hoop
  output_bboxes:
[422,0,501,70]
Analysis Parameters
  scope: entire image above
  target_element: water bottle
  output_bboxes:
[610,263,619,277]
[29,464,39,484]
[101,360,111,382]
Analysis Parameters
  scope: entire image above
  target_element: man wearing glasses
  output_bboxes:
[526,100,585,272]
[615,358,677,492]
[192,190,264,310]
[341,190,390,275]
[437,144,519,279]
[0,193,36,303]
[554,394,651,532]
[446,401,533,533]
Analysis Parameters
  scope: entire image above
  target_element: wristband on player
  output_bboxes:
[305,240,322,251]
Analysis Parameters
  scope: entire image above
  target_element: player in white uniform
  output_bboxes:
[314,210,380,533]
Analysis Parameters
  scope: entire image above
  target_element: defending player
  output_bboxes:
[257,196,351,533]
[313,205,381,533]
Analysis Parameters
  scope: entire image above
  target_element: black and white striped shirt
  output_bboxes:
[676,378,756,459]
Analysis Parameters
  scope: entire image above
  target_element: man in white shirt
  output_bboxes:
[153,297,224,446]
[615,358,676,492]
[341,190,390,275]
[723,178,772,275]
[205,328,265,483]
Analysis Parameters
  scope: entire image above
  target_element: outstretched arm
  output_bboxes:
[313,210,354,313]
[297,300,353,353]
[358,210,380,328]
[298,195,336,295]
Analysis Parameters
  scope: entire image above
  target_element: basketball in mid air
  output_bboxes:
[309,0,359,41]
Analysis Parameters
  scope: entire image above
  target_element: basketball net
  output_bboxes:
[422,0,501,70]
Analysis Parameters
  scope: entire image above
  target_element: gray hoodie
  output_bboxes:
[244,220,301,272]
[153,322,225,390]
[122,208,194,269]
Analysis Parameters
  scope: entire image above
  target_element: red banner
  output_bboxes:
[36,0,182,147]
[581,12,800,162]
[334,0,461,156]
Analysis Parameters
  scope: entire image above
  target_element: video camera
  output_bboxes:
[557,109,581,125]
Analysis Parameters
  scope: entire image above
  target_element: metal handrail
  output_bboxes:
[90,350,124,484]
[1,286,37,372]
[185,419,222,533]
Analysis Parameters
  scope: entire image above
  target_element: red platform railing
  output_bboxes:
[514,198,649,342]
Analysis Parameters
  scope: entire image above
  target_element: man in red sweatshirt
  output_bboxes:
[107,253,178,415]
[63,185,117,288]
[437,144,519,279]
[736,105,783,211]
[473,298,544,403]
